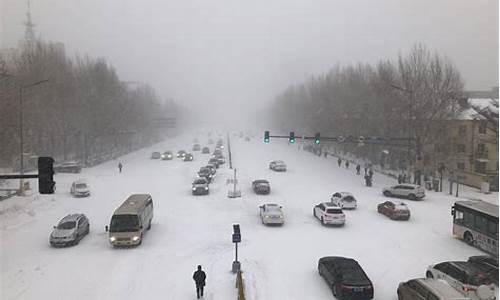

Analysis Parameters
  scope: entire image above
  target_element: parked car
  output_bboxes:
[151,152,161,159]
[208,158,220,168]
[54,161,82,173]
[383,184,425,200]
[183,153,194,161]
[216,157,225,165]
[331,192,357,209]
[377,201,411,220]
[259,203,284,225]
[192,144,201,151]
[192,178,209,195]
[318,256,374,300]
[252,179,270,194]
[50,214,89,247]
[397,278,472,300]
[70,180,90,197]
[468,256,498,285]
[269,160,287,172]
[177,150,187,158]
[202,147,210,154]
[161,151,173,160]
[313,202,345,226]
[198,167,213,182]
[426,261,496,300]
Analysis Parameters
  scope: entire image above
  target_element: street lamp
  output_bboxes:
[19,79,49,195]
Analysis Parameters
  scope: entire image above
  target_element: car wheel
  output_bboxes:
[313,209,316,218]
[425,271,433,279]
[383,191,392,197]
[85,225,90,235]
[147,220,152,230]
[321,217,325,226]
[408,194,416,200]
[464,231,475,245]
[332,284,339,297]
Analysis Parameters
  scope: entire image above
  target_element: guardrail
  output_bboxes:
[235,270,245,300]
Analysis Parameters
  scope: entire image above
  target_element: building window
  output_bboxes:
[457,162,465,170]
[475,161,487,174]
[456,144,466,153]
[477,143,486,154]
[479,121,487,134]
[458,125,467,135]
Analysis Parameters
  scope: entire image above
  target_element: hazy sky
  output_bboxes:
[1,0,498,120]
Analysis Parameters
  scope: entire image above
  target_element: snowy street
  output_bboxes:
[1,132,498,300]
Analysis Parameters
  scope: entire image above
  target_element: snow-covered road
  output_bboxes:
[1,131,497,300]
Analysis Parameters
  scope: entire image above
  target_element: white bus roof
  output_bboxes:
[114,194,151,215]
[455,200,498,219]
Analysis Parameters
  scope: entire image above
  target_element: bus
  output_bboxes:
[451,200,498,256]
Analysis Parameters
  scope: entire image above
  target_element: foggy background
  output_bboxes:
[2,0,498,123]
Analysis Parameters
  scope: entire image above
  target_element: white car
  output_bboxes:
[313,202,345,226]
[269,160,287,172]
[70,180,90,197]
[259,204,284,225]
[426,261,496,300]
[331,192,357,209]
[382,184,425,200]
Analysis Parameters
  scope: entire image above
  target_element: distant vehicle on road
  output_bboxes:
[70,180,90,197]
[397,278,471,300]
[252,179,270,194]
[318,256,374,300]
[192,178,209,195]
[151,152,161,159]
[192,144,201,151]
[383,184,425,200]
[177,150,187,158]
[202,147,210,154]
[259,203,284,225]
[161,151,173,160]
[198,167,213,182]
[208,158,220,168]
[50,214,89,247]
[426,261,496,300]
[183,153,194,161]
[330,192,357,209]
[205,165,216,176]
[106,194,153,247]
[313,202,345,226]
[54,161,82,173]
[377,201,410,220]
[468,255,499,285]
[269,160,287,172]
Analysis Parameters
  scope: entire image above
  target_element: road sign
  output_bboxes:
[232,233,241,243]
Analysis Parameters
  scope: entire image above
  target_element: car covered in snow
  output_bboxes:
[330,192,357,209]
[426,261,496,300]
[468,256,498,285]
[259,203,284,225]
[183,153,194,161]
[397,278,472,300]
[252,179,270,194]
[208,158,220,168]
[202,147,210,154]
[198,167,213,182]
[383,184,425,200]
[318,256,374,300]
[192,144,201,151]
[377,201,410,220]
[205,165,216,176]
[70,180,90,197]
[151,152,161,159]
[269,160,287,172]
[50,214,89,247]
[176,150,187,158]
[161,151,173,160]
[54,161,82,173]
[192,178,209,195]
[313,202,345,226]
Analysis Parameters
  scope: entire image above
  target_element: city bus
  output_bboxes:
[451,200,498,256]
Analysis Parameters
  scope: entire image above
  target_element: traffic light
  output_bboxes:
[38,157,55,194]
[264,131,270,143]
[289,132,295,144]
[314,132,320,144]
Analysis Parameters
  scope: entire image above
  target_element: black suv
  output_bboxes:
[318,256,374,300]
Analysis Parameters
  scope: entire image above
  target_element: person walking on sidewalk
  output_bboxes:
[193,265,206,299]
[356,164,361,175]
[337,158,342,167]
[118,162,123,173]
[345,160,349,169]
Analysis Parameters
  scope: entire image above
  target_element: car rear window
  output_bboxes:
[57,221,76,229]
[343,196,354,202]
[326,209,343,214]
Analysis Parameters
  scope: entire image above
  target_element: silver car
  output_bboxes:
[383,184,425,200]
[269,160,287,172]
[50,214,89,247]
[331,192,357,209]
[398,278,472,300]
[259,204,284,225]
[70,180,90,197]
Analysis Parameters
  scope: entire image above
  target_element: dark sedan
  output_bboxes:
[318,256,374,300]
[252,179,270,195]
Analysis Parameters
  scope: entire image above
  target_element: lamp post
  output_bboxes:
[18,79,49,195]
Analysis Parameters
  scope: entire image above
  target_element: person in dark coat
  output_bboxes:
[324,152,328,158]
[397,174,402,184]
[356,164,361,175]
[368,169,374,178]
[345,161,349,169]
[118,162,122,173]
[337,158,342,167]
[193,265,206,299]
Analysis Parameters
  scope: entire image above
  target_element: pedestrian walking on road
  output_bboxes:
[324,152,328,158]
[356,164,361,175]
[397,174,403,184]
[337,158,342,167]
[193,265,206,299]
[118,162,123,173]
[345,161,349,169]
[368,169,374,178]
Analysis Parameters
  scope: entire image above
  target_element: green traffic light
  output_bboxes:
[315,139,320,144]
[290,139,295,144]
[264,138,269,143]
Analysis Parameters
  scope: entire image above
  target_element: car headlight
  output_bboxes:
[192,187,196,191]
[109,236,116,242]
[205,187,209,190]
[132,236,140,241]
[279,215,283,218]
[265,215,270,218]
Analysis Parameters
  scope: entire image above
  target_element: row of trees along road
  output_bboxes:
[0,39,183,170]
[270,44,465,175]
